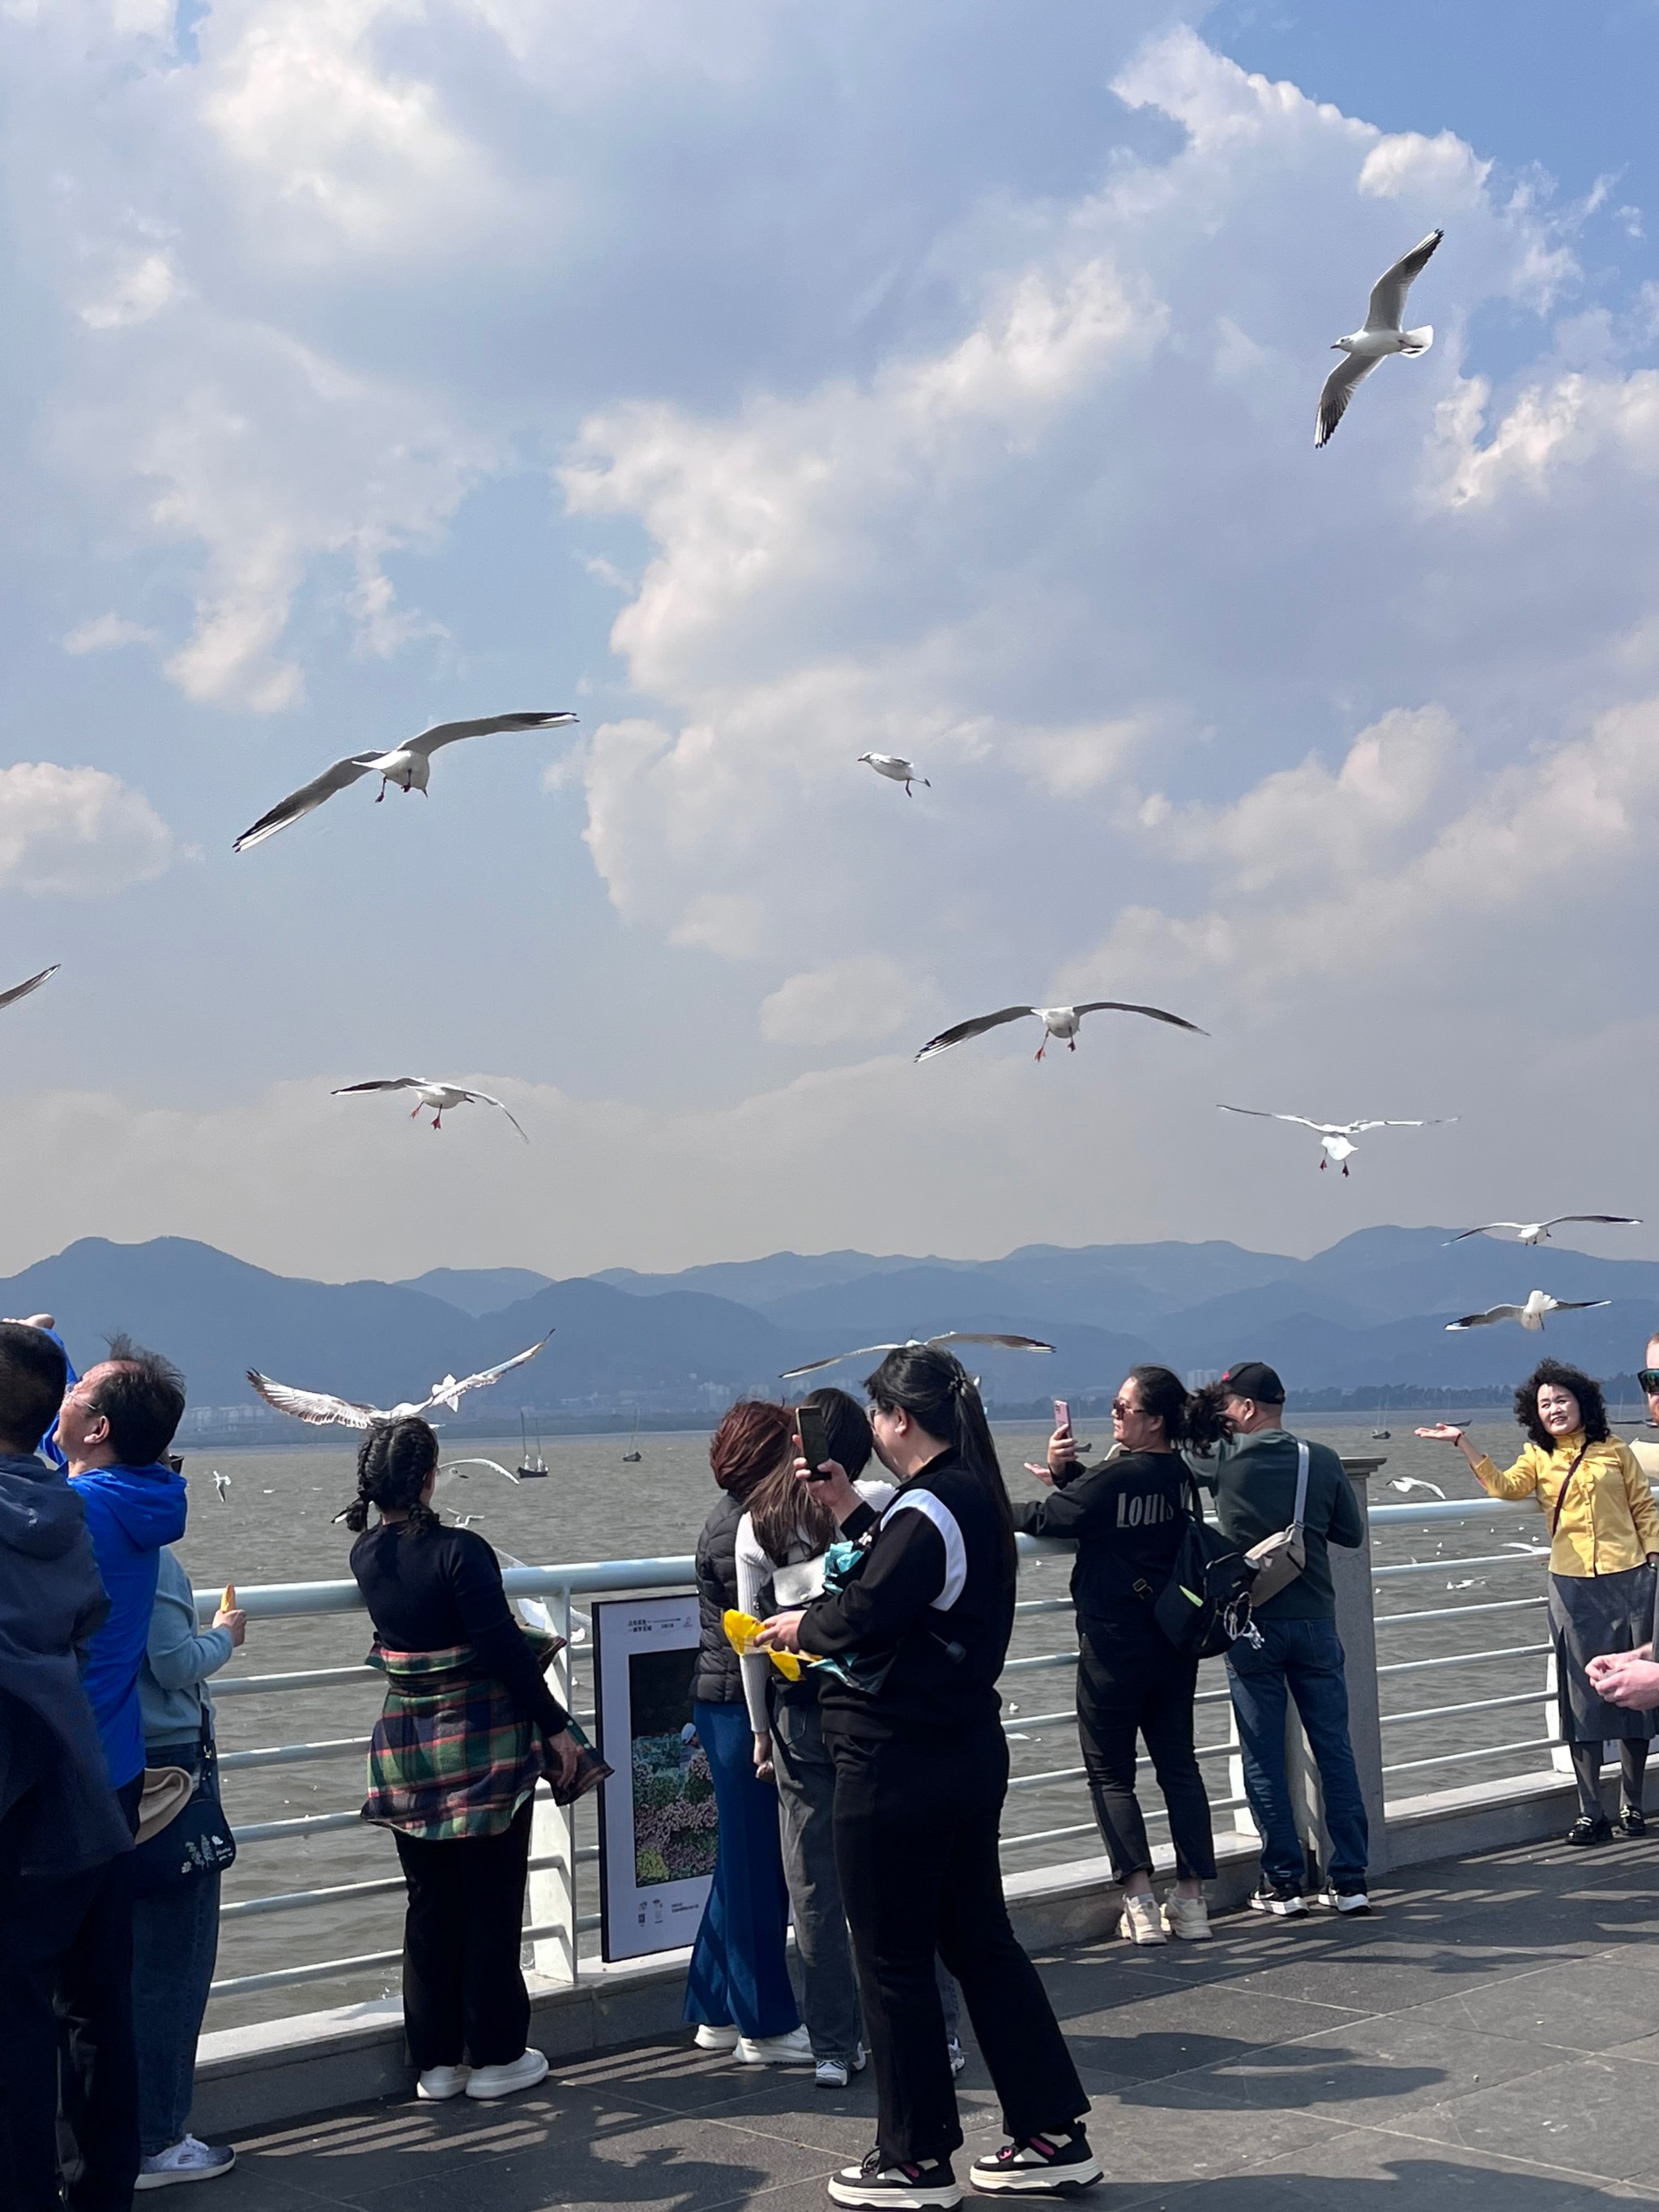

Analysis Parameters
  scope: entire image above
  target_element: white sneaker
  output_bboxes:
[1162,1893,1212,1942]
[134,2137,237,2189]
[736,2024,814,2065]
[946,2036,966,2077]
[1323,1885,1372,1915]
[464,2048,549,2100]
[693,2022,741,2052]
[816,2043,867,2088]
[1117,1892,1166,1945]
[416,2065,470,2101]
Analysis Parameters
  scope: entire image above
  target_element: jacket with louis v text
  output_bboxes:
[1010,1449,1190,1629]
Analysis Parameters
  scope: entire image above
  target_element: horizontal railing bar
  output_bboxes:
[212,1666,380,1697]
[1375,1596,1545,1627]
[1380,1737,1560,1777]
[1376,1642,1550,1677]
[195,1559,697,1621]
[232,1810,366,1845]
[1371,1552,1548,1581]
[1002,1651,1079,1676]
[222,1875,407,1919]
[1380,1689,1546,1727]
[219,1737,369,1772]
[1013,1599,1077,1618]
[211,1947,401,1997]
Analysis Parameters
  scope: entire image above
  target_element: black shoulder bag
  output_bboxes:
[129,1711,237,1898]
[1154,1474,1259,1658]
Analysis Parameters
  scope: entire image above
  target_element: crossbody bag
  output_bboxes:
[1243,1441,1310,1605]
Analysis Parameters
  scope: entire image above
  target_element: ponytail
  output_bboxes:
[341,1416,441,1535]
[864,1343,1017,1584]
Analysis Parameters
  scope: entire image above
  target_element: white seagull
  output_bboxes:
[437,1456,522,1488]
[1,963,58,1013]
[857,752,929,796]
[1445,1291,1611,1334]
[1388,1475,1446,1501]
[1445,1215,1640,1247]
[782,1331,1053,1381]
[919,1001,1205,1065]
[1218,1104,1456,1176]
[333,1078,528,1142]
[232,712,578,851]
[212,1469,229,1504]
[1316,228,1443,448]
[248,1332,552,1428]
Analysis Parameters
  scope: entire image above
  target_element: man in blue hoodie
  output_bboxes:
[0,1322,136,2210]
[54,1334,189,2209]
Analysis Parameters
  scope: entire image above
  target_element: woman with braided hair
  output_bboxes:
[346,1416,583,2104]
[758,1345,1096,2210]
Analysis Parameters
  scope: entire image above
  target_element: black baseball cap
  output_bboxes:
[1220,1361,1285,1406]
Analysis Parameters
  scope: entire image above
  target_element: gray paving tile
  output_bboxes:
[1077,2078,1337,2184]
[1367,2054,1659,2184]
[1152,2129,1648,2210]
[1058,1977,1367,2084]
[1404,1958,1659,2055]
[1222,1944,1563,2018]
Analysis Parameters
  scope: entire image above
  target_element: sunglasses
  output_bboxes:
[1640,1370,1659,1394]
[1111,1399,1135,1418]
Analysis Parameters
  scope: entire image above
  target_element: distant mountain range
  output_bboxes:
[3,1228,1656,1439]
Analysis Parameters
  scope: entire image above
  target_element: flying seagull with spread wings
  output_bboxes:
[249,1332,552,1429]
[1445,1215,1640,1248]
[232,712,578,851]
[332,1077,528,1142]
[857,752,929,796]
[1,963,58,1012]
[1219,1104,1456,1176]
[1445,1291,1611,1334]
[918,1001,1205,1065]
[781,1331,1053,1381]
[1316,228,1443,448]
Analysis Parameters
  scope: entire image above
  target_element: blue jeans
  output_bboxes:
[131,1744,221,2155]
[1226,1618,1368,1894]
[684,1701,800,2040]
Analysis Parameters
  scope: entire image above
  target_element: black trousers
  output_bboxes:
[829,1722,1088,2168]
[1076,1621,1216,1885]
[1568,1740,1648,1822]
[392,1798,535,2070]
[0,1773,140,2212]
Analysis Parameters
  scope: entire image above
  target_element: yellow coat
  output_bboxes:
[1473,1431,1659,1578]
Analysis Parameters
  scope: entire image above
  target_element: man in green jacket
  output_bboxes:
[1209,1363,1370,1918]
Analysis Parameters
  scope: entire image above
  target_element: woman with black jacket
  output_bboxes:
[1013,1368,1226,1945]
[348,1418,582,2105]
[759,1345,1096,2211]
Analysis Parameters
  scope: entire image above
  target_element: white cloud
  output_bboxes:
[759,956,918,1048]
[79,249,187,330]
[62,613,160,655]
[0,764,174,895]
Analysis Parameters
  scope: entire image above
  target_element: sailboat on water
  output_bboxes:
[622,1406,642,1464]
[1371,1396,1391,1441]
[516,1409,549,1479]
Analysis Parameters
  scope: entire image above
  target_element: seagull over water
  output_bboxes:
[1445,1290,1611,1334]
[918,1001,1205,1064]
[212,1469,229,1504]
[249,1333,552,1428]
[232,712,578,850]
[1316,228,1443,448]
[857,752,928,796]
[1218,1105,1456,1176]
[333,1078,528,1142]
[1,963,58,1013]
[1388,1475,1446,1501]
[782,1331,1053,1381]
[1446,1215,1640,1247]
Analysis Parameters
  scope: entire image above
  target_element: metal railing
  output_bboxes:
[197,1485,1584,2013]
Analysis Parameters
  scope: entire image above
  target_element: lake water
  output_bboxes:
[178,1413,1580,2029]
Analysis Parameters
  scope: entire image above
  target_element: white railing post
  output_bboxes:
[529,1584,578,1985]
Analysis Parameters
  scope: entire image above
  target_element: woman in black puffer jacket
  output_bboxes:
[684,1400,806,2063]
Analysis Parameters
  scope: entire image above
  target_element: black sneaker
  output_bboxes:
[1249,1883,1307,1918]
[1321,1885,1372,1916]
[830,2151,962,2210]
[1566,1815,1612,1847]
[1614,1804,1647,1839]
[969,2131,1102,2196]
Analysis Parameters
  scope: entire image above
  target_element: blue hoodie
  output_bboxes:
[69,1460,190,1787]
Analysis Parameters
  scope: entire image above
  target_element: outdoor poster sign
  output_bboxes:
[592,1591,718,1962]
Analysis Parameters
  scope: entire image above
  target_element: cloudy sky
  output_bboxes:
[4,0,1659,1282]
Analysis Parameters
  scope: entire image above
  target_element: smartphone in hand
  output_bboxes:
[1053,1399,1072,1434]
[797,1403,833,1476]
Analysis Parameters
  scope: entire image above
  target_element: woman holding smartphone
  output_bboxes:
[759,1345,1095,2211]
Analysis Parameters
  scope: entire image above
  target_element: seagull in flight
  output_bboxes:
[232,712,578,851]
[918,1001,1205,1064]
[1445,1291,1611,1334]
[332,1078,528,1142]
[781,1331,1053,1381]
[248,1333,552,1428]
[1445,1215,1640,1247]
[212,1469,229,1504]
[1316,228,1443,448]
[858,752,928,796]
[1218,1105,1455,1176]
[1388,1475,1446,1501]
[1,963,58,1013]
[437,1456,522,1488]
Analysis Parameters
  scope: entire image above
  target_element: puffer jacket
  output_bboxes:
[692,1492,745,1704]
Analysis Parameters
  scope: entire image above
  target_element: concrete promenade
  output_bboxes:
[224,1837,1659,2212]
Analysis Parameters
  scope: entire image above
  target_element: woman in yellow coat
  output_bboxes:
[1420,1358,1659,1845]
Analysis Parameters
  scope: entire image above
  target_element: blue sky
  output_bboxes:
[3,1,1659,1281]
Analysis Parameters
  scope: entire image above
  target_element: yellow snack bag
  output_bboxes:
[722,1608,804,1681]
[221,1582,237,1614]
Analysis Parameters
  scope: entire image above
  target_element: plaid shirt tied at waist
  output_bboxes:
[362,1638,562,1841]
